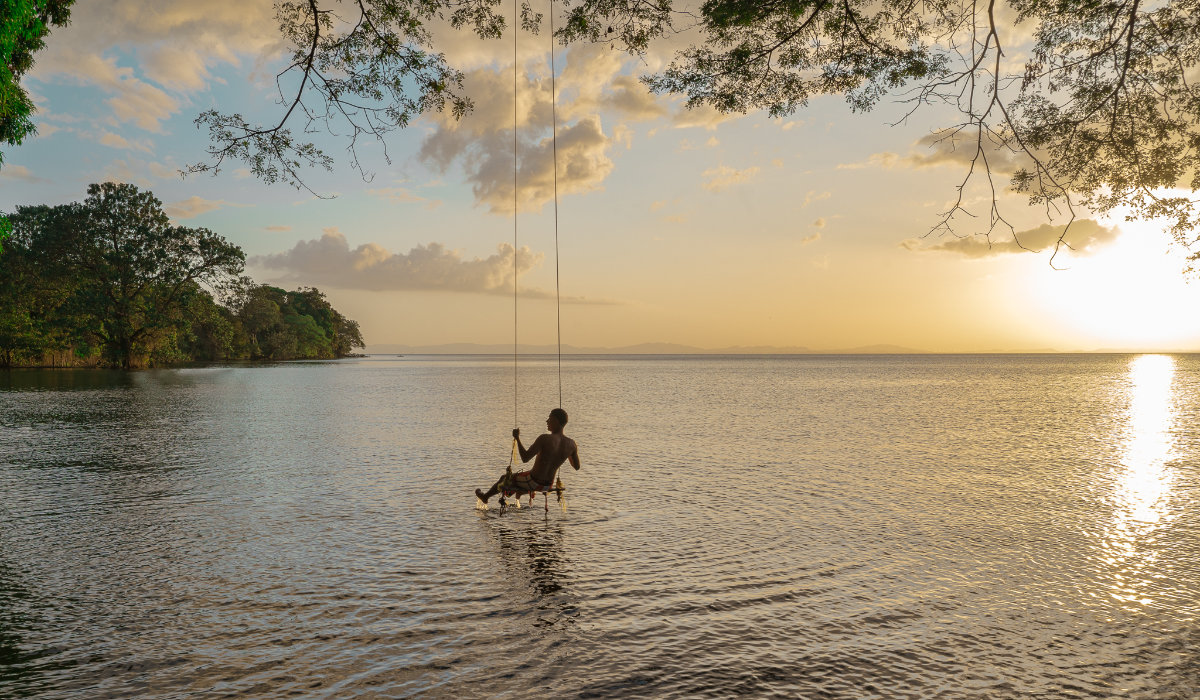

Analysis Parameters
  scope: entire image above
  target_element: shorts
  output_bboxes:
[501,469,546,495]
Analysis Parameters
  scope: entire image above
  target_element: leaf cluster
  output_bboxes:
[0,0,72,167]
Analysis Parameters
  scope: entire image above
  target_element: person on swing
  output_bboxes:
[475,408,580,504]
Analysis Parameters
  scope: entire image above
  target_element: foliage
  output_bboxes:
[185,0,542,193]
[174,0,1200,265]
[230,284,364,361]
[0,0,72,168]
[0,184,365,368]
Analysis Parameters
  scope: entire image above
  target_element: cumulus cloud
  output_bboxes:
[422,102,614,214]
[558,45,667,122]
[802,232,821,245]
[418,43,736,213]
[418,56,637,213]
[812,218,826,228]
[164,195,246,220]
[702,165,760,192]
[901,219,1119,257]
[251,229,537,294]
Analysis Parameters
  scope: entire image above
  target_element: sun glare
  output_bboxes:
[1099,354,1179,607]
[1028,221,1200,349]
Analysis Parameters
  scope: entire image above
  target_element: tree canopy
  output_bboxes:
[175,0,1200,265]
[7,2,1200,263]
[1,183,365,368]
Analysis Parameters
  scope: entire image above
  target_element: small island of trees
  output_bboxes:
[0,182,364,369]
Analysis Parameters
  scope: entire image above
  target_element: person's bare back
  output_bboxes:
[526,430,579,485]
[475,408,580,504]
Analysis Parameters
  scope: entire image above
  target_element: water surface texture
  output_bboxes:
[2,355,1200,698]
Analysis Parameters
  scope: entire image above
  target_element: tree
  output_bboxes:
[37,183,246,368]
[175,0,1200,266]
[0,204,98,366]
[0,0,73,253]
[232,284,365,360]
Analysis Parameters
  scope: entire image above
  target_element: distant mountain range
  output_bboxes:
[365,342,932,355]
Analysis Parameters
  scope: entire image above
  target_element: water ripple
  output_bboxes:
[2,356,1200,697]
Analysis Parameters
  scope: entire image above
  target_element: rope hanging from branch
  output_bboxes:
[510,0,565,427]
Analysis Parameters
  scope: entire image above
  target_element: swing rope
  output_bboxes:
[512,0,519,433]
[510,0,564,434]
[550,0,562,410]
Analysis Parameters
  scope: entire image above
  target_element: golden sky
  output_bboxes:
[7,0,1200,352]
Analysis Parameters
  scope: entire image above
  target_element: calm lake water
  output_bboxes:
[2,354,1199,698]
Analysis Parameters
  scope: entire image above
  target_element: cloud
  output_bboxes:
[812,218,826,228]
[837,152,901,170]
[164,195,246,219]
[903,130,1034,174]
[802,232,821,245]
[558,45,667,122]
[901,219,1119,257]
[368,186,442,210]
[701,165,760,192]
[839,130,1035,174]
[263,225,292,232]
[0,165,49,183]
[97,130,151,152]
[38,53,181,133]
[672,104,738,131]
[422,103,614,214]
[803,190,831,207]
[29,0,281,131]
[147,161,180,179]
[253,229,558,297]
[96,159,150,187]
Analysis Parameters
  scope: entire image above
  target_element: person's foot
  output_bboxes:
[475,488,488,503]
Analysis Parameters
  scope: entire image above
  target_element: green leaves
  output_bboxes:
[0,214,10,253]
[0,1,73,169]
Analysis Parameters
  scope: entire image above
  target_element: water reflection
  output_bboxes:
[489,518,575,627]
[1102,354,1179,607]
[1118,355,1177,527]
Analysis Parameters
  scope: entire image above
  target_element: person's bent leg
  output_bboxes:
[475,474,506,503]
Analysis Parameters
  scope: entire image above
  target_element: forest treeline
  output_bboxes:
[0,182,364,369]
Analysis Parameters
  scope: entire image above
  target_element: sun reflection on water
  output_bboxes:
[1101,354,1178,607]
[1120,355,1176,526]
